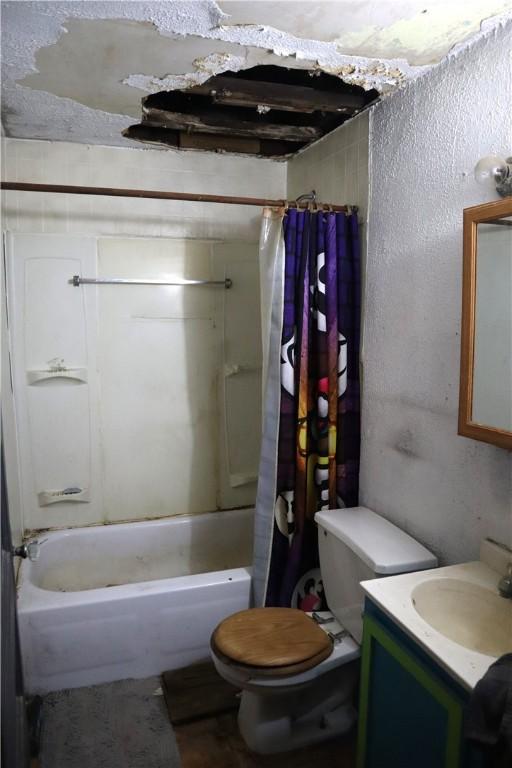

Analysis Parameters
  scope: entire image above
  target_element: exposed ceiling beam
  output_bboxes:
[142,106,322,142]
[123,124,303,157]
[184,75,365,114]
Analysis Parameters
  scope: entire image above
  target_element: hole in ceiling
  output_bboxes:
[123,65,379,158]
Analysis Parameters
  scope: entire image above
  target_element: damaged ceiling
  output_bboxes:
[1,1,512,157]
[124,66,377,157]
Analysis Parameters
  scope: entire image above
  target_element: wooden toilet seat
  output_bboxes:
[211,608,333,678]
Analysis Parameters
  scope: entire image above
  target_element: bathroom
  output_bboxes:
[1,2,511,766]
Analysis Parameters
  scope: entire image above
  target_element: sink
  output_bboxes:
[411,578,512,657]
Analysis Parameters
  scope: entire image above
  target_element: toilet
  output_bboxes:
[210,506,437,754]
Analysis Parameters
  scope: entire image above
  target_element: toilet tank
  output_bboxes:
[315,506,437,644]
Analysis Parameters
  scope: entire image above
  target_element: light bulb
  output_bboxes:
[474,155,509,189]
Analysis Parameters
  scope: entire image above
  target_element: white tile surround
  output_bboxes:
[287,111,370,362]
[1,139,286,241]
[287,112,369,223]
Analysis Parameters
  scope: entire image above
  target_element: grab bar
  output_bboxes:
[71,276,232,288]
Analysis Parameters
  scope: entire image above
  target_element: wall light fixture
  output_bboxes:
[474,154,512,197]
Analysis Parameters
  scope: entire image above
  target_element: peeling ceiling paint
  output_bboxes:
[217,1,512,65]
[19,18,315,113]
[1,0,512,150]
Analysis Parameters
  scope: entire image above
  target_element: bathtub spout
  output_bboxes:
[13,542,40,561]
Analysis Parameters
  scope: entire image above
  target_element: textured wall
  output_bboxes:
[361,20,512,564]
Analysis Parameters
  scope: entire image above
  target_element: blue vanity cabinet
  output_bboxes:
[356,600,488,768]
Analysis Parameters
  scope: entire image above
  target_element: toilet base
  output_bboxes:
[237,662,358,755]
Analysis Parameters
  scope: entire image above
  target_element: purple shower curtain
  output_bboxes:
[265,208,361,609]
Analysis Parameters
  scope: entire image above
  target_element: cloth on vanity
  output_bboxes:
[465,653,512,767]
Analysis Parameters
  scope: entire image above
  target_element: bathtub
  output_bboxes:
[17,507,254,694]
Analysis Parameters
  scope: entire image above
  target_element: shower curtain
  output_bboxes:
[252,207,361,609]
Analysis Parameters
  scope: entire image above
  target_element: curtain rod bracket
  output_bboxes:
[295,190,316,205]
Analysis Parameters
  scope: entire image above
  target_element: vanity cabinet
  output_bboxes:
[357,600,488,768]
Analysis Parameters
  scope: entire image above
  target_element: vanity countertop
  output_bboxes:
[360,540,512,691]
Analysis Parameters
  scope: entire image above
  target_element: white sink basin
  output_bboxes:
[411,578,512,657]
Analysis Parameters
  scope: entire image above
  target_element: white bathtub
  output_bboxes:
[17,508,253,694]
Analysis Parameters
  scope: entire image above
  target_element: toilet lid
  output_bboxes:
[211,608,332,669]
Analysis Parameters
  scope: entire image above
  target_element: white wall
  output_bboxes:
[1,135,23,545]
[5,232,262,532]
[96,237,262,525]
[1,239,23,546]
[361,20,512,564]
[5,233,101,533]
[1,139,286,535]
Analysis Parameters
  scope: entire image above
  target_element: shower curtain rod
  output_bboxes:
[0,182,352,212]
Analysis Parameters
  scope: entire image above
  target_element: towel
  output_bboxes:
[465,653,512,767]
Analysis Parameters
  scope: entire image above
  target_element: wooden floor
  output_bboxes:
[165,661,357,768]
[162,662,239,725]
[174,711,357,768]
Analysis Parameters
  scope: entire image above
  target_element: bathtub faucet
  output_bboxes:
[498,563,512,599]
[13,542,40,561]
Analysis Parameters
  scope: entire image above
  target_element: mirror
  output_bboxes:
[459,198,512,450]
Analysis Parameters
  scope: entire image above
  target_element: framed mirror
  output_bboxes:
[459,198,512,450]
